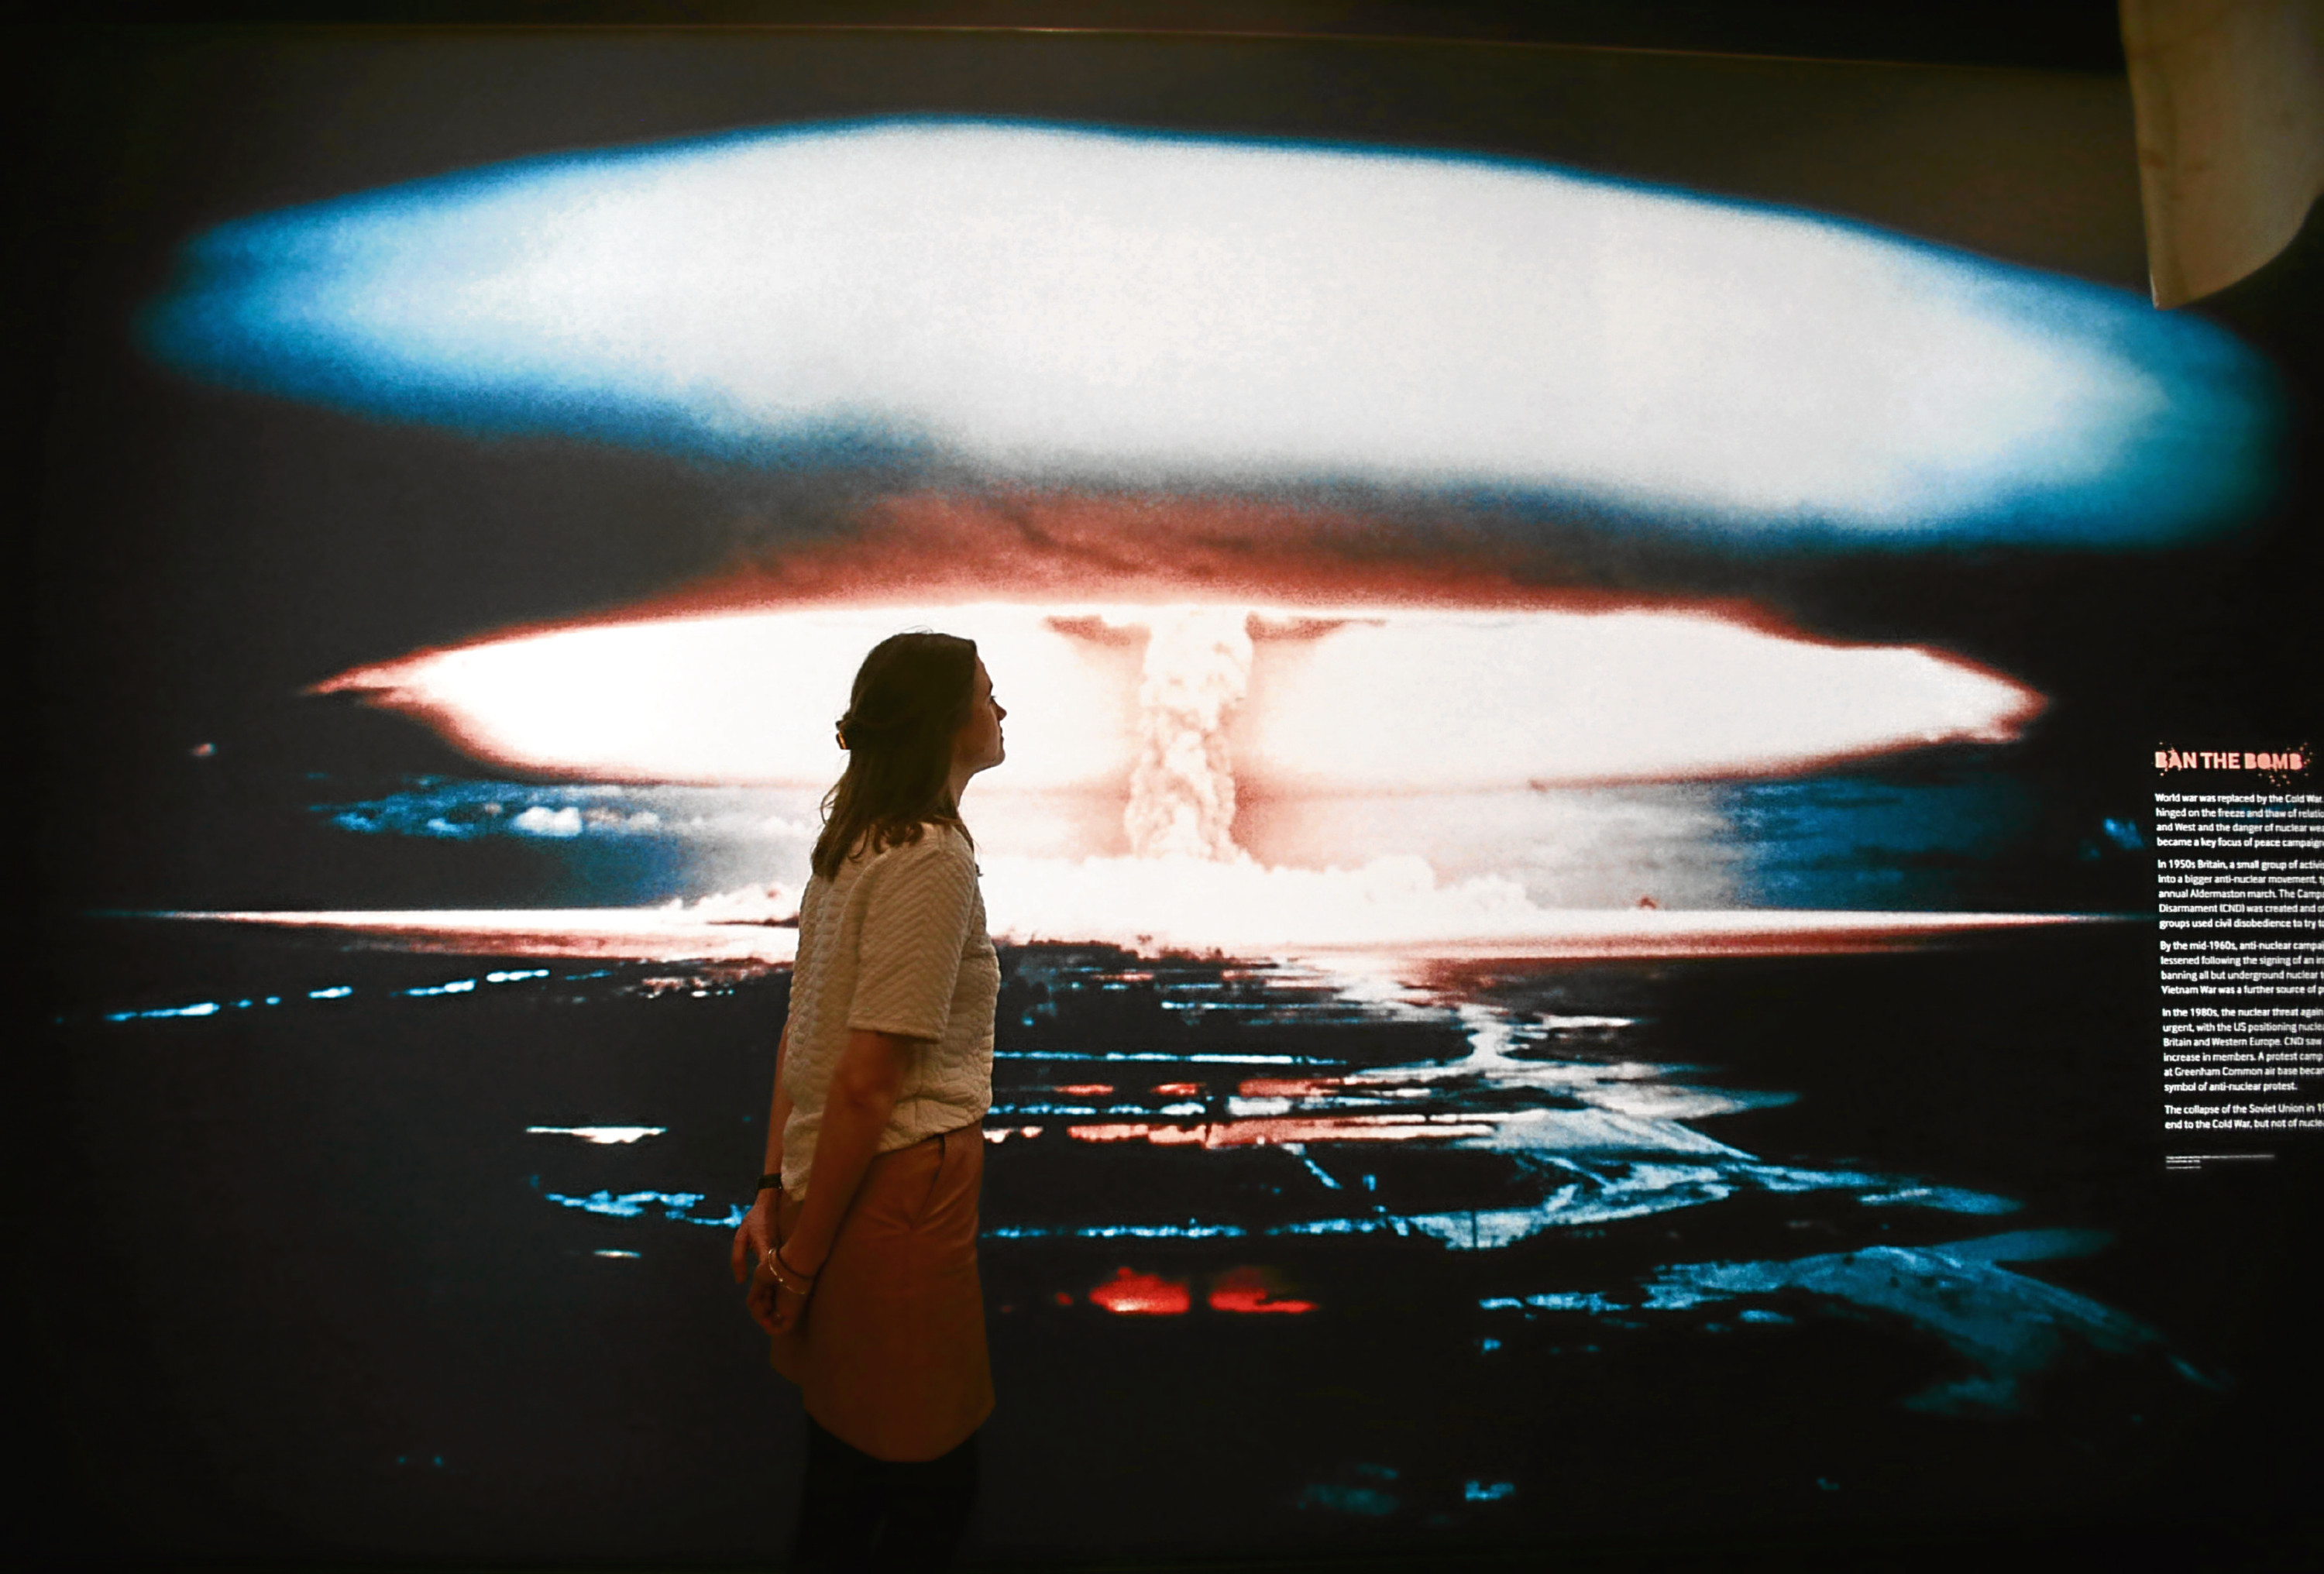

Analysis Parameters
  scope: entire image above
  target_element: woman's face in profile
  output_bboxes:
[952,659,1006,777]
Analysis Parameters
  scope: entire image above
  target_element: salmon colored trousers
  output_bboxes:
[770,1124,995,1462]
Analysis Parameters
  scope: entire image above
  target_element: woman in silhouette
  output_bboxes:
[731,631,1007,1568]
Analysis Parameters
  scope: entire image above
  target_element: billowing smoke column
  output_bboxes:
[1125,609,1255,861]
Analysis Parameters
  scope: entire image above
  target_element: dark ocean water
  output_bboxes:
[32,914,2316,1565]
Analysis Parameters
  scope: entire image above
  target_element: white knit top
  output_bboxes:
[778,823,999,1200]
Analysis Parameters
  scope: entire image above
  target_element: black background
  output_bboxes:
[21,4,2324,1568]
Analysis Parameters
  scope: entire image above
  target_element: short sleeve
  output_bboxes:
[847,830,979,1041]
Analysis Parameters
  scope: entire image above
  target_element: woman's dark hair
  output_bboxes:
[811,631,979,879]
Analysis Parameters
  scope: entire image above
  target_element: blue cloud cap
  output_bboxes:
[144,118,2282,547]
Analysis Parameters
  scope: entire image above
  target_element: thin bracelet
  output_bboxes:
[768,1246,818,1296]
[767,1212,817,1294]
[757,1173,782,1193]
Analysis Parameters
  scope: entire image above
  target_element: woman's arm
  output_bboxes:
[759,1026,917,1333]
[731,1025,794,1318]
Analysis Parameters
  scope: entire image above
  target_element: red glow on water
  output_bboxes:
[1069,1123,1170,1143]
[1208,1266,1316,1315]
[1152,1083,1202,1097]
[1238,1077,1338,1099]
[1053,1292,1075,1308]
[1056,1084,1114,1097]
[1088,1268,1191,1315]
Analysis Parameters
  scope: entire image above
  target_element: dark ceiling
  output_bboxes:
[47,2,2132,74]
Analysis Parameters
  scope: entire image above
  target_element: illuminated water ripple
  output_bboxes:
[1479,1229,2224,1414]
[538,960,2020,1252]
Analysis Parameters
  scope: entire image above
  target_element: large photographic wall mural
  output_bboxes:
[31,23,2322,1565]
